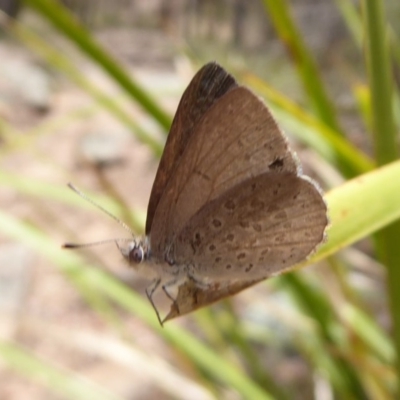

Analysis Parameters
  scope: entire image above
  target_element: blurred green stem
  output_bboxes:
[0,341,123,400]
[363,0,400,395]
[261,0,343,135]
[24,0,172,131]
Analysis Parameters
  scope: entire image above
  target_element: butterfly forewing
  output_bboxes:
[149,87,299,260]
[146,62,238,234]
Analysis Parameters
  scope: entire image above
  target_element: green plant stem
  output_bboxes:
[363,0,400,396]
[364,1,398,164]
[281,274,366,398]
[4,17,163,156]
[24,0,172,131]
[243,73,374,177]
[261,0,343,134]
[219,302,291,399]
[0,341,123,400]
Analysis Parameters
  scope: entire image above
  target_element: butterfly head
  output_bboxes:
[118,237,150,265]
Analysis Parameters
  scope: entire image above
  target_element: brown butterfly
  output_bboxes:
[65,62,328,325]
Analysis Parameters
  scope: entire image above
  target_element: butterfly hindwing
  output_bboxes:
[175,172,328,280]
[163,278,264,322]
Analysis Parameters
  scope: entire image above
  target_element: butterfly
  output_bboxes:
[66,62,328,325]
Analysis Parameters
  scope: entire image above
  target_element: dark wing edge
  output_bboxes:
[146,62,238,234]
[163,278,264,322]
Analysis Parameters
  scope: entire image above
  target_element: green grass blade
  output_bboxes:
[244,73,374,177]
[363,0,400,393]
[342,304,395,364]
[336,0,400,73]
[335,0,363,48]
[24,0,171,131]
[363,1,398,164]
[261,0,343,134]
[307,160,400,264]
[4,17,163,156]
[280,274,366,397]
[0,341,124,400]
[0,212,273,399]
[2,158,400,397]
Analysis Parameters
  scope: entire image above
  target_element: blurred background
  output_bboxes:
[1,0,400,399]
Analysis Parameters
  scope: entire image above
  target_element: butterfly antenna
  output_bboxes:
[63,238,132,249]
[66,183,135,235]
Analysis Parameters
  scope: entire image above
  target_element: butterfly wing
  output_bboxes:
[163,278,264,322]
[146,62,237,234]
[174,171,328,281]
[164,172,327,321]
[150,87,299,260]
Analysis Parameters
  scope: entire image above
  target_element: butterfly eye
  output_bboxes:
[129,247,144,264]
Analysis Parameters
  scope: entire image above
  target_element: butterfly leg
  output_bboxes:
[145,278,163,327]
[159,276,189,323]
[162,278,180,303]
[187,270,210,290]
